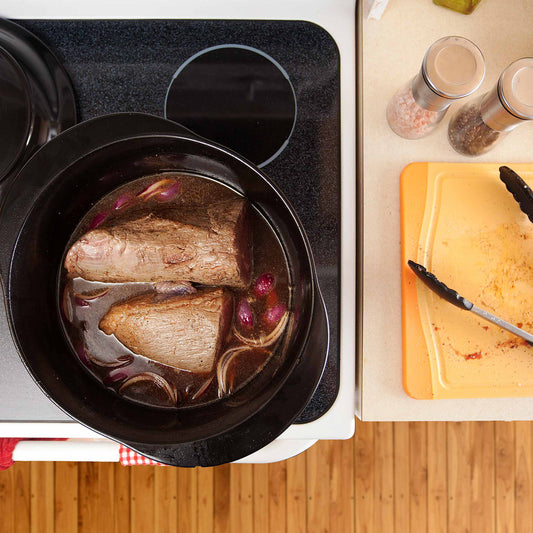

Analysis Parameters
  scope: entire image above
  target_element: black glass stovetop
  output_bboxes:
[0,19,340,424]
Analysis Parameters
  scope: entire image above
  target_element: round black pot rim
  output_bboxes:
[0,113,329,465]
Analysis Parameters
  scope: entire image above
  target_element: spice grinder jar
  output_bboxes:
[386,36,485,139]
[448,57,533,156]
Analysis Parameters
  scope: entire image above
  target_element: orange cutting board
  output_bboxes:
[401,163,533,399]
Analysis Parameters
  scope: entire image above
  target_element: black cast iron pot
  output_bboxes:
[0,113,329,466]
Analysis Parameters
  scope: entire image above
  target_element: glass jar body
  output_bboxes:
[447,93,506,156]
[386,80,447,140]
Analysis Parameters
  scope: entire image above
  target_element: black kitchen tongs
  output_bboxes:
[408,260,533,346]
[407,166,533,346]
[499,165,533,223]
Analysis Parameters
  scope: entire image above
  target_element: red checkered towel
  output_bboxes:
[119,445,166,466]
[0,438,22,470]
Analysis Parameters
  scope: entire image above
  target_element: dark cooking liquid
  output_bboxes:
[60,172,291,409]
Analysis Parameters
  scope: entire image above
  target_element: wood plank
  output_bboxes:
[130,466,155,533]
[98,463,115,533]
[178,467,198,533]
[154,466,178,533]
[394,422,411,533]
[307,440,330,533]
[496,422,516,533]
[330,438,354,533]
[78,463,96,533]
[286,451,306,533]
[114,464,131,533]
[54,462,78,533]
[515,422,532,533]
[471,422,495,533]
[213,464,230,533]
[78,462,115,533]
[409,422,427,533]
[30,461,55,533]
[355,419,374,533]
[427,422,447,533]
[253,463,270,533]
[0,461,15,533]
[13,462,31,533]
[447,422,472,533]
[197,467,214,533]
[374,422,394,533]
[229,464,253,533]
[269,460,287,533]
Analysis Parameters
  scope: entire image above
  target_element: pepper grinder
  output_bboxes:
[448,58,533,156]
[386,36,485,139]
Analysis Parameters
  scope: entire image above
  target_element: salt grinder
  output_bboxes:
[386,36,485,139]
[448,58,533,156]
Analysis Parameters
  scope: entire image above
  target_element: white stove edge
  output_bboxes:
[11,437,319,464]
[0,0,357,461]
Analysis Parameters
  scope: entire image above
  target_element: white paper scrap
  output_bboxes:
[365,0,391,20]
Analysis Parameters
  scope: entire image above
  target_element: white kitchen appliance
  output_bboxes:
[0,0,357,463]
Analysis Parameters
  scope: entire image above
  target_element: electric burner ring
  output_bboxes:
[164,44,297,168]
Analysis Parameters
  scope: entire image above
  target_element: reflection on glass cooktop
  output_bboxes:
[1,19,340,424]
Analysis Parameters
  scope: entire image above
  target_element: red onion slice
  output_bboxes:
[136,178,181,202]
[154,281,196,295]
[216,346,249,397]
[113,192,135,210]
[88,353,134,369]
[191,375,215,400]
[88,212,108,229]
[118,372,178,405]
[73,296,90,307]
[233,310,290,348]
[104,368,131,385]
[253,273,275,297]
[73,287,110,306]
[216,346,270,397]
[154,180,181,203]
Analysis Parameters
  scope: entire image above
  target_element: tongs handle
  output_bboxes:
[499,166,533,223]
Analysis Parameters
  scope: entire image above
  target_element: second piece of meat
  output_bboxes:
[99,288,234,373]
[64,198,251,288]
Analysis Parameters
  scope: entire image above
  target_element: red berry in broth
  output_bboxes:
[253,273,275,297]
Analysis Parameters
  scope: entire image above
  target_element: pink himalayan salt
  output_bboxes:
[386,85,444,139]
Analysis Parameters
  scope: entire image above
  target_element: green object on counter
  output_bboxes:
[433,0,482,14]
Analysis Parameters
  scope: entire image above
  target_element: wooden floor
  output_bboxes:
[0,420,532,532]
